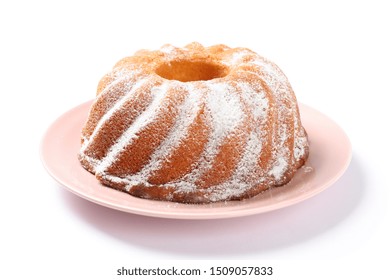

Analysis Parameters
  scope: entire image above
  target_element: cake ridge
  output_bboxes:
[82,69,144,138]
[80,77,150,155]
[119,82,203,184]
[178,81,246,187]
[95,81,170,174]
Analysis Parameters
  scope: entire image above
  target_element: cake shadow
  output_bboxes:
[60,155,364,259]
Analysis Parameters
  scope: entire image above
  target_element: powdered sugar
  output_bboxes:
[238,82,269,121]
[205,82,244,140]
[80,77,148,154]
[172,82,245,189]
[122,83,202,185]
[160,44,175,54]
[268,157,288,181]
[294,133,308,160]
[95,82,170,174]
[228,50,251,65]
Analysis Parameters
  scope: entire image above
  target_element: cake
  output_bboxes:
[78,42,309,203]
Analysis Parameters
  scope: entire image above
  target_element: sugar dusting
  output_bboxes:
[95,82,170,174]
[205,83,244,140]
[207,131,264,202]
[79,43,309,203]
[80,77,148,154]
[121,83,203,188]
[178,82,245,188]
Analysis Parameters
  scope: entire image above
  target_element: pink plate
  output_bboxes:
[40,101,351,219]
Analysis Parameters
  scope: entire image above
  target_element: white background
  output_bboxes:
[1,0,389,278]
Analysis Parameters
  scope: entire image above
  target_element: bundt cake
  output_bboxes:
[78,42,309,203]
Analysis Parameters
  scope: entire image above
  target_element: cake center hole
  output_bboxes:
[156,60,228,82]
